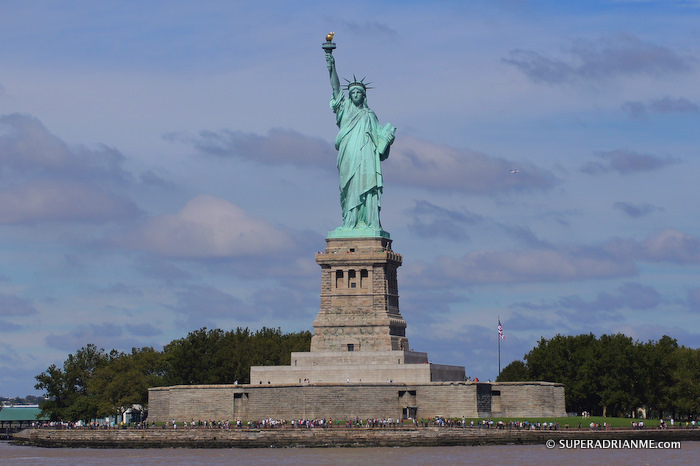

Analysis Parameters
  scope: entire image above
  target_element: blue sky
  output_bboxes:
[1,0,700,396]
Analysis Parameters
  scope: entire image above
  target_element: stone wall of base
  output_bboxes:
[13,427,700,449]
[147,381,565,423]
[148,387,170,422]
[494,382,567,418]
[250,361,465,385]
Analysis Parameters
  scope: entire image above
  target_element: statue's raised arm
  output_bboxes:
[326,53,341,98]
[322,33,396,239]
[323,33,341,98]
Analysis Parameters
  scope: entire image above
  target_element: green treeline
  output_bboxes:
[497,333,700,419]
[34,327,311,422]
[1,395,44,405]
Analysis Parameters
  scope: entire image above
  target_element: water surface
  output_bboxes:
[1,439,696,464]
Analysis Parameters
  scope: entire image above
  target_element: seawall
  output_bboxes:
[12,427,700,449]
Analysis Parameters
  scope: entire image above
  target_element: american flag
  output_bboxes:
[498,319,505,340]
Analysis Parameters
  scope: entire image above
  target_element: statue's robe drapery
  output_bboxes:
[331,92,391,230]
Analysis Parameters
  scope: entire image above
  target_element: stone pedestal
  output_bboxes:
[248,234,466,385]
[311,237,408,352]
[249,349,466,385]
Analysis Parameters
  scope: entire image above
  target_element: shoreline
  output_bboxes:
[11,427,700,448]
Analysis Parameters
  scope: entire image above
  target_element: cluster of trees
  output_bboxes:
[497,333,700,419]
[1,395,44,405]
[34,327,311,422]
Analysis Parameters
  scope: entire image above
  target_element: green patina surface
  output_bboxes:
[324,36,396,238]
[327,227,390,239]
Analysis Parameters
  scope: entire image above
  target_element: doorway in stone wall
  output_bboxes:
[402,407,417,419]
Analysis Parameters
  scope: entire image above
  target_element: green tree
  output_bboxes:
[496,360,530,382]
[34,344,107,422]
[89,347,165,419]
[591,334,639,417]
[161,326,312,385]
[211,327,254,384]
[669,346,700,417]
[638,335,678,418]
[504,333,700,418]
[162,328,226,385]
[34,325,313,420]
[525,333,599,413]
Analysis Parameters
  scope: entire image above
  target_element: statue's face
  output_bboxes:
[350,88,365,106]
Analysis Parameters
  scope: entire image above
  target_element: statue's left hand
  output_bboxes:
[386,126,396,144]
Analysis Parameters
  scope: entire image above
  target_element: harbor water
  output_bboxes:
[1,439,698,465]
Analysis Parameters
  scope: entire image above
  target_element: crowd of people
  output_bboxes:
[29,417,698,431]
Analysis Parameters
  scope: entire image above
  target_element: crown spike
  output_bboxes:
[344,75,373,92]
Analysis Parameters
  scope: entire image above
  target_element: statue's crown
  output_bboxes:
[344,75,373,92]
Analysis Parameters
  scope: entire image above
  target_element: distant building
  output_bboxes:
[0,405,48,428]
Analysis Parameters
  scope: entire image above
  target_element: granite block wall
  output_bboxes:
[147,381,566,423]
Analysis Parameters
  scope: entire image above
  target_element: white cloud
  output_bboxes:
[0,113,128,181]
[504,33,692,84]
[387,136,557,194]
[613,202,663,218]
[0,180,140,225]
[121,194,293,259]
[581,149,678,175]
[0,293,38,316]
[407,246,636,287]
[165,128,335,167]
[517,282,662,313]
[643,229,700,263]
[0,113,140,225]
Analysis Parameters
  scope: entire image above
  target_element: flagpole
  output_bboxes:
[498,315,501,376]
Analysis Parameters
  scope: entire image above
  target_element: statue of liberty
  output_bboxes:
[323,33,396,238]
